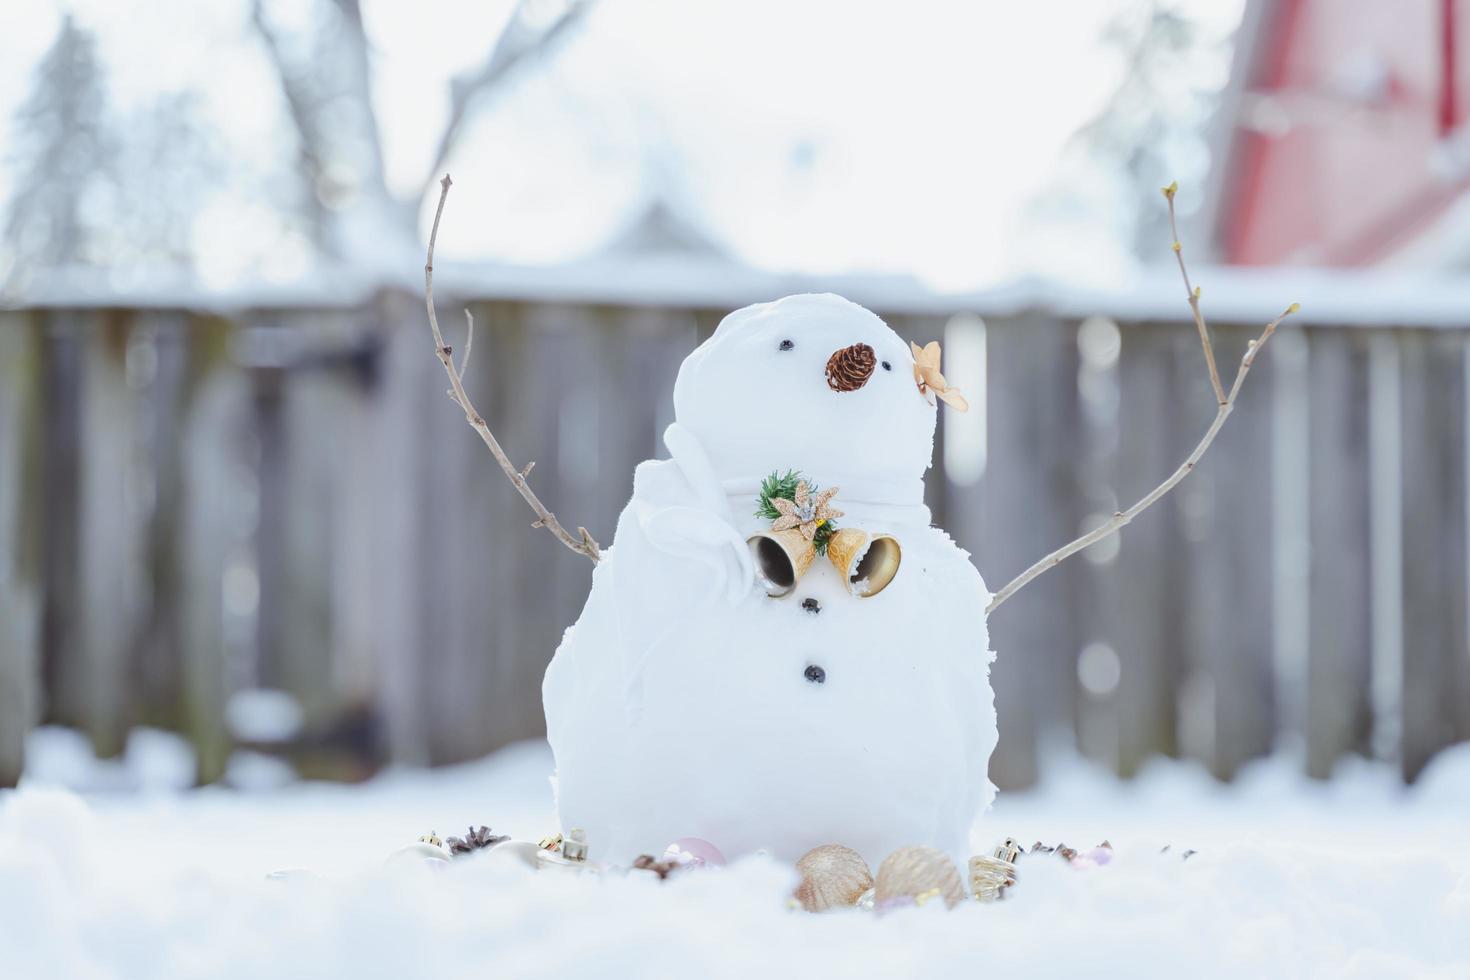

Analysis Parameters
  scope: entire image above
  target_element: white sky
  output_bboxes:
[0,0,1243,292]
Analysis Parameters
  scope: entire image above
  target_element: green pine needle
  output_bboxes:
[755,468,838,554]
[755,469,803,520]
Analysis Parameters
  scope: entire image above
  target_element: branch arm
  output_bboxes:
[425,174,600,562]
[1165,182,1227,405]
[986,302,1295,615]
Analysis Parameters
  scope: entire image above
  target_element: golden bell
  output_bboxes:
[826,528,901,598]
[747,528,816,597]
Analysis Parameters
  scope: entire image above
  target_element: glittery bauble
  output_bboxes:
[662,837,726,869]
[794,844,875,912]
[874,846,965,910]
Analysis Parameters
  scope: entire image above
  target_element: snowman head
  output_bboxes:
[672,294,936,496]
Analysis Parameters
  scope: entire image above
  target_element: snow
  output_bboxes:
[3,728,1469,979]
[15,250,1470,340]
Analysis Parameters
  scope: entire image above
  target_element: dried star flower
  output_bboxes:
[910,340,969,411]
[631,854,681,879]
[770,481,842,542]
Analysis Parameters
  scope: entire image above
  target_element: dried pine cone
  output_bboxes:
[825,343,876,392]
[447,825,509,855]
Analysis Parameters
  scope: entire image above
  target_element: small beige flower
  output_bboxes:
[770,481,843,541]
[910,340,969,412]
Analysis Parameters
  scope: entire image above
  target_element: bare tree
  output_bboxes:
[2,15,112,275]
[1030,0,1238,261]
[251,0,593,259]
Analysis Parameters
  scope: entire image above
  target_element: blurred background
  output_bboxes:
[1,0,1467,796]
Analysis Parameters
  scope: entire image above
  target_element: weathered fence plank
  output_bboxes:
[1398,329,1470,782]
[977,314,1081,790]
[370,292,435,765]
[1305,329,1373,777]
[75,311,148,758]
[131,314,191,732]
[177,318,245,784]
[1176,324,1276,780]
[38,313,82,731]
[0,312,43,786]
[1108,323,1183,776]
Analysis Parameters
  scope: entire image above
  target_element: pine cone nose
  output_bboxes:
[826,343,876,392]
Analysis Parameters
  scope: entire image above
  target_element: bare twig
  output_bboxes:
[458,309,475,380]
[1164,181,1226,406]
[985,185,1297,616]
[425,174,601,562]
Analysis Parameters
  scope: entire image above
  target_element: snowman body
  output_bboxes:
[543,294,997,865]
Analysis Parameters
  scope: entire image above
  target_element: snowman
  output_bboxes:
[543,293,996,866]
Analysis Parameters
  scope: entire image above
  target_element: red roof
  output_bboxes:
[1217,0,1470,265]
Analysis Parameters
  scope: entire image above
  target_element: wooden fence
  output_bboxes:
[2,289,1468,789]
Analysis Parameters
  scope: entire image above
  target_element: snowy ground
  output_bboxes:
[2,729,1468,979]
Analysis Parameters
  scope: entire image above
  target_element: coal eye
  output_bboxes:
[779,339,794,351]
[881,360,891,371]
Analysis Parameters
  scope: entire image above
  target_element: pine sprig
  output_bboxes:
[754,469,837,555]
[755,470,803,521]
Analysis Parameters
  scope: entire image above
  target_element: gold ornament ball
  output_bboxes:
[793,844,875,912]
[873,846,966,910]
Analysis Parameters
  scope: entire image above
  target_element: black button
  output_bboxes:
[804,664,826,684]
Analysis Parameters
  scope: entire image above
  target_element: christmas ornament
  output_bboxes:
[769,480,842,542]
[793,844,874,912]
[544,293,998,864]
[748,473,900,598]
[559,828,590,862]
[476,839,543,869]
[1069,845,1113,869]
[910,341,968,411]
[873,846,966,910]
[1030,839,1120,868]
[533,828,603,874]
[754,470,839,555]
[747,527,816,597]
[824,528,901,598]
[968,838,1021,902]
[384,832,452,870]
[662,837,726,869]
